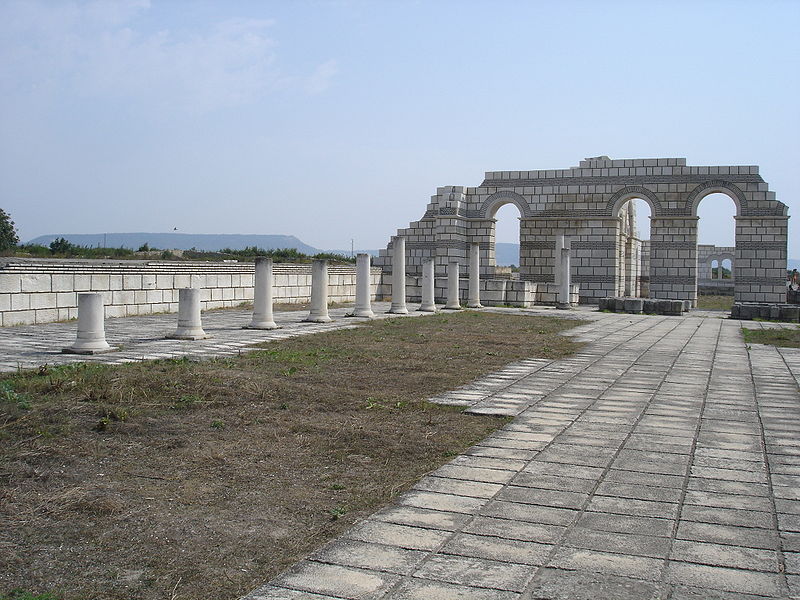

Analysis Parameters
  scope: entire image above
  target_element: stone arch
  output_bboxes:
[687,180,746,216]
[607,186,663,217]
[479,190,531,219]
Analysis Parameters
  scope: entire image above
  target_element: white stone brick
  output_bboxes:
[52,274,74,292]
[21,274,51,293]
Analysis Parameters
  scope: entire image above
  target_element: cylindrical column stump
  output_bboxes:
[389,236,408,314]
[468,243,482,308]
[63,293,114,354]
[168,288,208,340]
[304,259,332,323]
[419,258,436,312]
[444,261,461,310]
[246,257,279,329]
[352,253,375,318]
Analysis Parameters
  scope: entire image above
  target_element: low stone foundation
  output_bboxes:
[599,297,690,316]
[731,303,800,322]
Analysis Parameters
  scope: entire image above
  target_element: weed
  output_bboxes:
[329,505,348,520]
[1,591,61,600]
[279,402,289,410]
[330,484,345,490]
[0,381,31,410]
[210,419,225,429]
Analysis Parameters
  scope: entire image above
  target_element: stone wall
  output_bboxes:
[0,259,379,327]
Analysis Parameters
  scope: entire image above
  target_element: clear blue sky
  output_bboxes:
[1,0,798,254]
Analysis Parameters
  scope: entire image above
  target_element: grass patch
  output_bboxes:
[742,327,800,348]
[697,295,734,310]
[0,311,583,600]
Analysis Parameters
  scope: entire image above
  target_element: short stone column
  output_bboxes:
[556,235,572,309]
[419,258,436,312]
[246,257,279,329]
[351,253,375,318]
[304,259,332,323]
[444,261,461,310]
[467,243,483,308]
[168,288,208,340]
[389,236,408,314]
[63,293,114,354]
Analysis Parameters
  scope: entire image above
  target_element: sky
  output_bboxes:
[1,0,798,255]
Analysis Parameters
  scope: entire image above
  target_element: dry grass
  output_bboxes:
[697,294,734,310]
[742,326,800,348]
[0,311,583,600]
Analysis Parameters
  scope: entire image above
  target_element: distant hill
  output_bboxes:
[25,233,319,254]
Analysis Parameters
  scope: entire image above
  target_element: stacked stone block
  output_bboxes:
[0,259,380,327]
[377,156,787,305]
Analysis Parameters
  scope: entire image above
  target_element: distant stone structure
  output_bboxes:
[377,156,787,305]
[697,244,735,295]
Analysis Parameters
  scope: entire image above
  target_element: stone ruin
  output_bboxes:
[376,156,788,307]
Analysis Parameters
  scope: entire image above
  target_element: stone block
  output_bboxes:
[780,306,800,322]
[624,299,643,314]
[105,305,126,318]
[51,274,75,292]
[29,293,56,310]
[0,294,9,312]
[91,275,110,291]
[34,308,58,323]
[3,310,36,326]
[769,305,781,320]
[174,275,191,289]
[21,274,51,293]
[11,294,29,311]
[74,274,91,291]
[109,275,123,290]
[123,274,142,289]
[613,298,625,312]
[142,274,156,289]
[0,274,22,293]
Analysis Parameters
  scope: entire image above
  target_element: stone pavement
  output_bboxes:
[242,311,800,600]
[0,302,409,373]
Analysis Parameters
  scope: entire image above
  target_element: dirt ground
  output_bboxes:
[0,311,582,600]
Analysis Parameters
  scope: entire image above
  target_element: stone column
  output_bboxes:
[444,261,461,310]
[246,257,279,329]
[419,258,436,312]
[304,259,332,323]
[352,253,375,318]
[557,235,572,309]
[168,288,208,339]
[63,293,114,354]
[389,236,408,314]
[467,243,482,308]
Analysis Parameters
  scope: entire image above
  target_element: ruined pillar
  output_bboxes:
[304,259,332,323]
[168,288,208,340]
[556,235,572,309]
[63,293,114,354]
[246,257,279,329]
[352,253,375,318]
[389,236,408,314]
[468,243,482,308]
[419,258,436,312]
[444,261,461,310]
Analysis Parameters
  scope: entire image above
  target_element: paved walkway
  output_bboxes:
[241,310,800,600]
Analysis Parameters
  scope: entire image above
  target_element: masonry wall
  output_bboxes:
[377,156,788,305]
[0,259,380,327]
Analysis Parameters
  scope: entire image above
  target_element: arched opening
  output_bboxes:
[492,201,523,279]
[696,192,737,307]
[721,258,732,279]
[615,197,652,297]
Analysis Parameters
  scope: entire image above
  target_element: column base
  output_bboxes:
[167,331,209,340]
[418,304,437,312]
[467,302,483,308]
[388,307,409,315]
[62,343,115,355]
[348,309,375,318]
[243,322,280,330]
[303,315,332,323]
